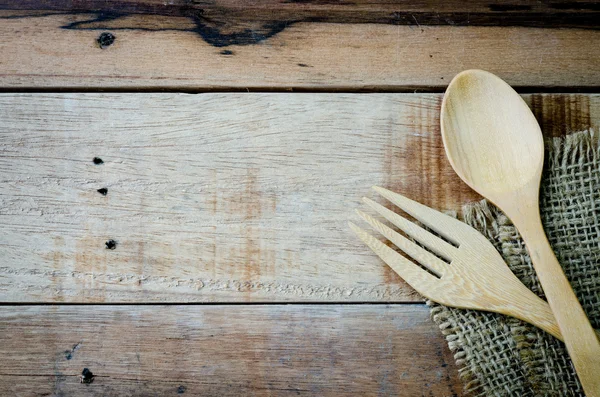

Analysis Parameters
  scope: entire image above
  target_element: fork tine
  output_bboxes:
[362,197,456,260]
[349,222,439,296]
[355,209,446,277]
[373,186,462,246]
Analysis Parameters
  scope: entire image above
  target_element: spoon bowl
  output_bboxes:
[441,69,544,199]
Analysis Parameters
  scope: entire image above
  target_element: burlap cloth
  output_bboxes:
[429,130,600,396]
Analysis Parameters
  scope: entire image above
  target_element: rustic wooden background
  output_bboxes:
[0,1,599,395]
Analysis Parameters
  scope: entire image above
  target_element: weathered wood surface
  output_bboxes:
[4,0,599,29]
[0,2,599,90]
[0,93,597,303]
[0,304,462,396]
[0,92,469,302]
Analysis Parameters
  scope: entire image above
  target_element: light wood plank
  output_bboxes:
[0,93,598,303]
[0,10,598,89]
[0,304,462,396]
[0,93,469,302]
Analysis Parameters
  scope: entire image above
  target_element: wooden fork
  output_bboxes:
[349,186,599,342]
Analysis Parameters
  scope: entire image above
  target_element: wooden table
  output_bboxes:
[0,2,598,395]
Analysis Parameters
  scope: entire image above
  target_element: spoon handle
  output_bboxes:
[518,214,600,396]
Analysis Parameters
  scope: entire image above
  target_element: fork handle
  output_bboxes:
[517,215,600,396]
[511,285,600,342]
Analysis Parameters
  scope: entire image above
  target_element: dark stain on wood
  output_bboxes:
[62,9,294,48]
[191,20,292,48]
[92,157,104,164]
[97,187,108,196]
[0,1,598,49]
[105,239,117,250]
[529,94,592,137]
[64,342,81,360]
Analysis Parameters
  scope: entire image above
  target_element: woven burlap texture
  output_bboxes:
[429,130,600,397]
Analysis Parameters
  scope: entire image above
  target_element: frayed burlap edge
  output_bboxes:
[428,129,599,397]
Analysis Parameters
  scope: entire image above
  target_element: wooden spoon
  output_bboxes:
[440,69,600,395]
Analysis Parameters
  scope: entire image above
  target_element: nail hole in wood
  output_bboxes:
[97,188,108,196]
[177,385,186,394]
[97,32,115,49]
[93,157,104,165]
[80,368,94,384]
[105,240,117,250]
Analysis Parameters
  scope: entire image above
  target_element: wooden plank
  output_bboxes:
[0,93,598,303]
[0,304,462,396]
[0,92,471,303]
[3,0,599,29]
[0,7,598,90]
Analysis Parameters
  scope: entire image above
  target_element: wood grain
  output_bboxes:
[0,304,462,396]
[3,0,599,30]
[0,93,462,302]
[1,93,598,303]
[0,9,598,90]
